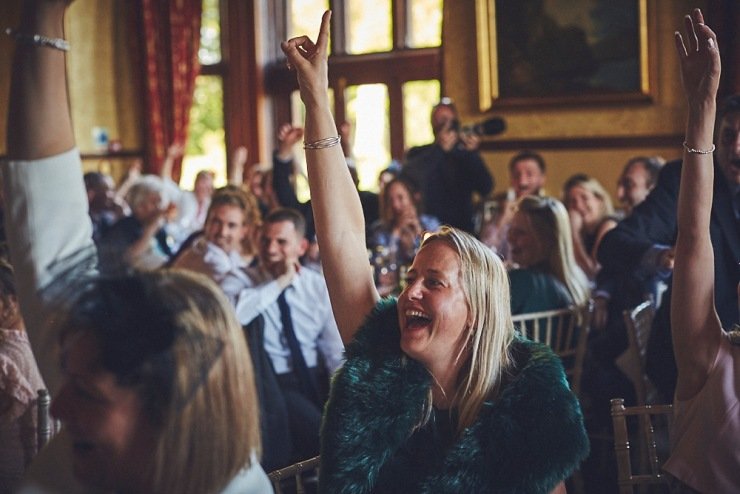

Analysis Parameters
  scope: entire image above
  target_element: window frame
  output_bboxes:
[264,0,442,161]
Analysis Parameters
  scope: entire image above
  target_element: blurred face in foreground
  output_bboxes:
[52,332,156,493]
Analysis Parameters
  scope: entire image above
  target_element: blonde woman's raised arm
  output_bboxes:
[281,11,379,343]
[671,9,723,400]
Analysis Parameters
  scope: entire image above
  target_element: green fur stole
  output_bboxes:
[320,298,590,493]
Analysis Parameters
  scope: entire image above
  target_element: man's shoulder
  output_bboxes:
[405,143,435,162]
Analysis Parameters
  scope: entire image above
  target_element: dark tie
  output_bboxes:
[277,290,320,406]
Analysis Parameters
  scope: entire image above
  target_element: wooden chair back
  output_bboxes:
[268,455,320,494]
[622,300,656,405]
[511,300,593,396]
[610,398,673,494]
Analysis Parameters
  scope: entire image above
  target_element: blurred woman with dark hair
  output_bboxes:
[368,176,440,266]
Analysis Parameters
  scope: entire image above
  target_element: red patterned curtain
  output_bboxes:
[131,0,202,179]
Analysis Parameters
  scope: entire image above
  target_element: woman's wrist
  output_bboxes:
[687,100,716,120]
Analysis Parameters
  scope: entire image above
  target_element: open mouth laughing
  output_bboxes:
[404,310,432,330]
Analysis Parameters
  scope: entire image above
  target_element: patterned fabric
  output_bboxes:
[0,329,46,493]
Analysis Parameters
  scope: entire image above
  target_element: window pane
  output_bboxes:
[183,75,226,188]
[289,0,330,46]
[199,0,221,65]
[346,84,390,192]
[407,0,443,48]
[403,80,439,150]
[347,0,392,54]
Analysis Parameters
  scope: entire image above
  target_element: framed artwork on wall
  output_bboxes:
[475,0,652,110]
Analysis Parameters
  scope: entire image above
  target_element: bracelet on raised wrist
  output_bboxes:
[5,27,69,52]
[303,135,341,150]
[682,141,715,155]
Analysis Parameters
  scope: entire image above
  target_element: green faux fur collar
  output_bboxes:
[320,298,589,493]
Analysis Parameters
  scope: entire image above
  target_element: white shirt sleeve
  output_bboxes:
[1,148,95,394]
[233,270,284,326]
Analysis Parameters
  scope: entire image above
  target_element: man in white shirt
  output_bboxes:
[237,208,344,463]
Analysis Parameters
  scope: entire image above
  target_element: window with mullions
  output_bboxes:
[275,0,443,193]
[182,0,227,188]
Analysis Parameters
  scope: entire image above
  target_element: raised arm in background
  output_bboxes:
[280,11,379,342]
[159,142,185,181]
[228,146,248,186]
[671,9,723,401]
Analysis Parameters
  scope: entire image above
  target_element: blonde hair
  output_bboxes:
[419,226,515,432]
[59,270,259,494]
[516,196,590,305]
[563,173,614,217]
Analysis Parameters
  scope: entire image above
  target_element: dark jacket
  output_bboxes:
[597,159,740,399]
[272,153,380,240]
[320,298,589,493]
[402,144,493,233]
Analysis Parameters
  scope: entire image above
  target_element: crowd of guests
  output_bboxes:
[0,2,737,494]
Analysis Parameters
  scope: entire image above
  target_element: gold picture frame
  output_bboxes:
[476,0,652,111]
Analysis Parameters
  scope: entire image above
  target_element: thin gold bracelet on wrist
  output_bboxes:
[682,141,715,154]
[303,135,341,150]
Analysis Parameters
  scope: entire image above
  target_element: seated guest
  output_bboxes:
[173,189,293,472]
[236,208,344,465]
[368,176,441,266]
[663,11,740,491]
[616,156,665,217]
[282,12,588,492]
[563,173,618,280]
[598,115,739,405]
[507,195,590,315]
[172,188,259,301]
[2,2,270,492]
[589,155,667,370]
[83,171,125,244]
[0,260,46,493]
[479,150,548,258]
[98,175,174,273]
